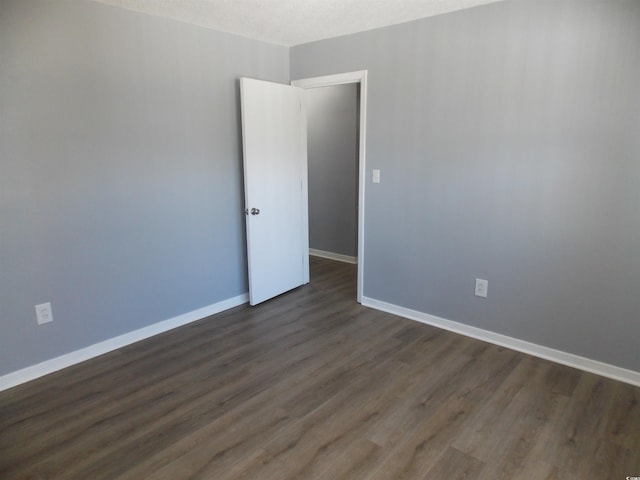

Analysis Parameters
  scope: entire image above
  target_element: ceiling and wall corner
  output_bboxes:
[91,0,506,46]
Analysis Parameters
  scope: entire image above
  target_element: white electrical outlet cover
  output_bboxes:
[475,279,488,298]
[36,302,54,325]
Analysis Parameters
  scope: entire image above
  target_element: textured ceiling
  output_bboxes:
[92,0,506,46]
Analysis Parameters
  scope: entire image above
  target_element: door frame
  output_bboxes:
[292,70,368,303]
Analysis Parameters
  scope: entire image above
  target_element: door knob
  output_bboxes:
[251,208,260,215]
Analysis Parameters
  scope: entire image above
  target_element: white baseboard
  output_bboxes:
[309,248,357,264]
[361,296,640,387]
[0,293,249,392]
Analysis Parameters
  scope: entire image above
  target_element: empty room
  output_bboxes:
[1,0,639,478]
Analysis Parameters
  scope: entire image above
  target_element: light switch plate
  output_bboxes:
[372,169,380,183]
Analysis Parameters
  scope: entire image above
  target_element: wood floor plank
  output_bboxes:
[424,447,485,479]
[1,256,638,479]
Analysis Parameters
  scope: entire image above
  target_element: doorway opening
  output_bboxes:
[292,71,368,303]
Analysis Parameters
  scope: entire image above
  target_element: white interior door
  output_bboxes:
[240,78,309,306]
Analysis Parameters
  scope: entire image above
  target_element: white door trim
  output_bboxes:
[292,70,368,303]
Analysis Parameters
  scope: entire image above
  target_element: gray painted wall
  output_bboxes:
[306,85,359,257]
[2,0,639,379]
[0,0,288,375]
[292,0,640,371]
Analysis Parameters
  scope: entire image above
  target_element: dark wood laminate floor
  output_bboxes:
[1,256,639,479]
